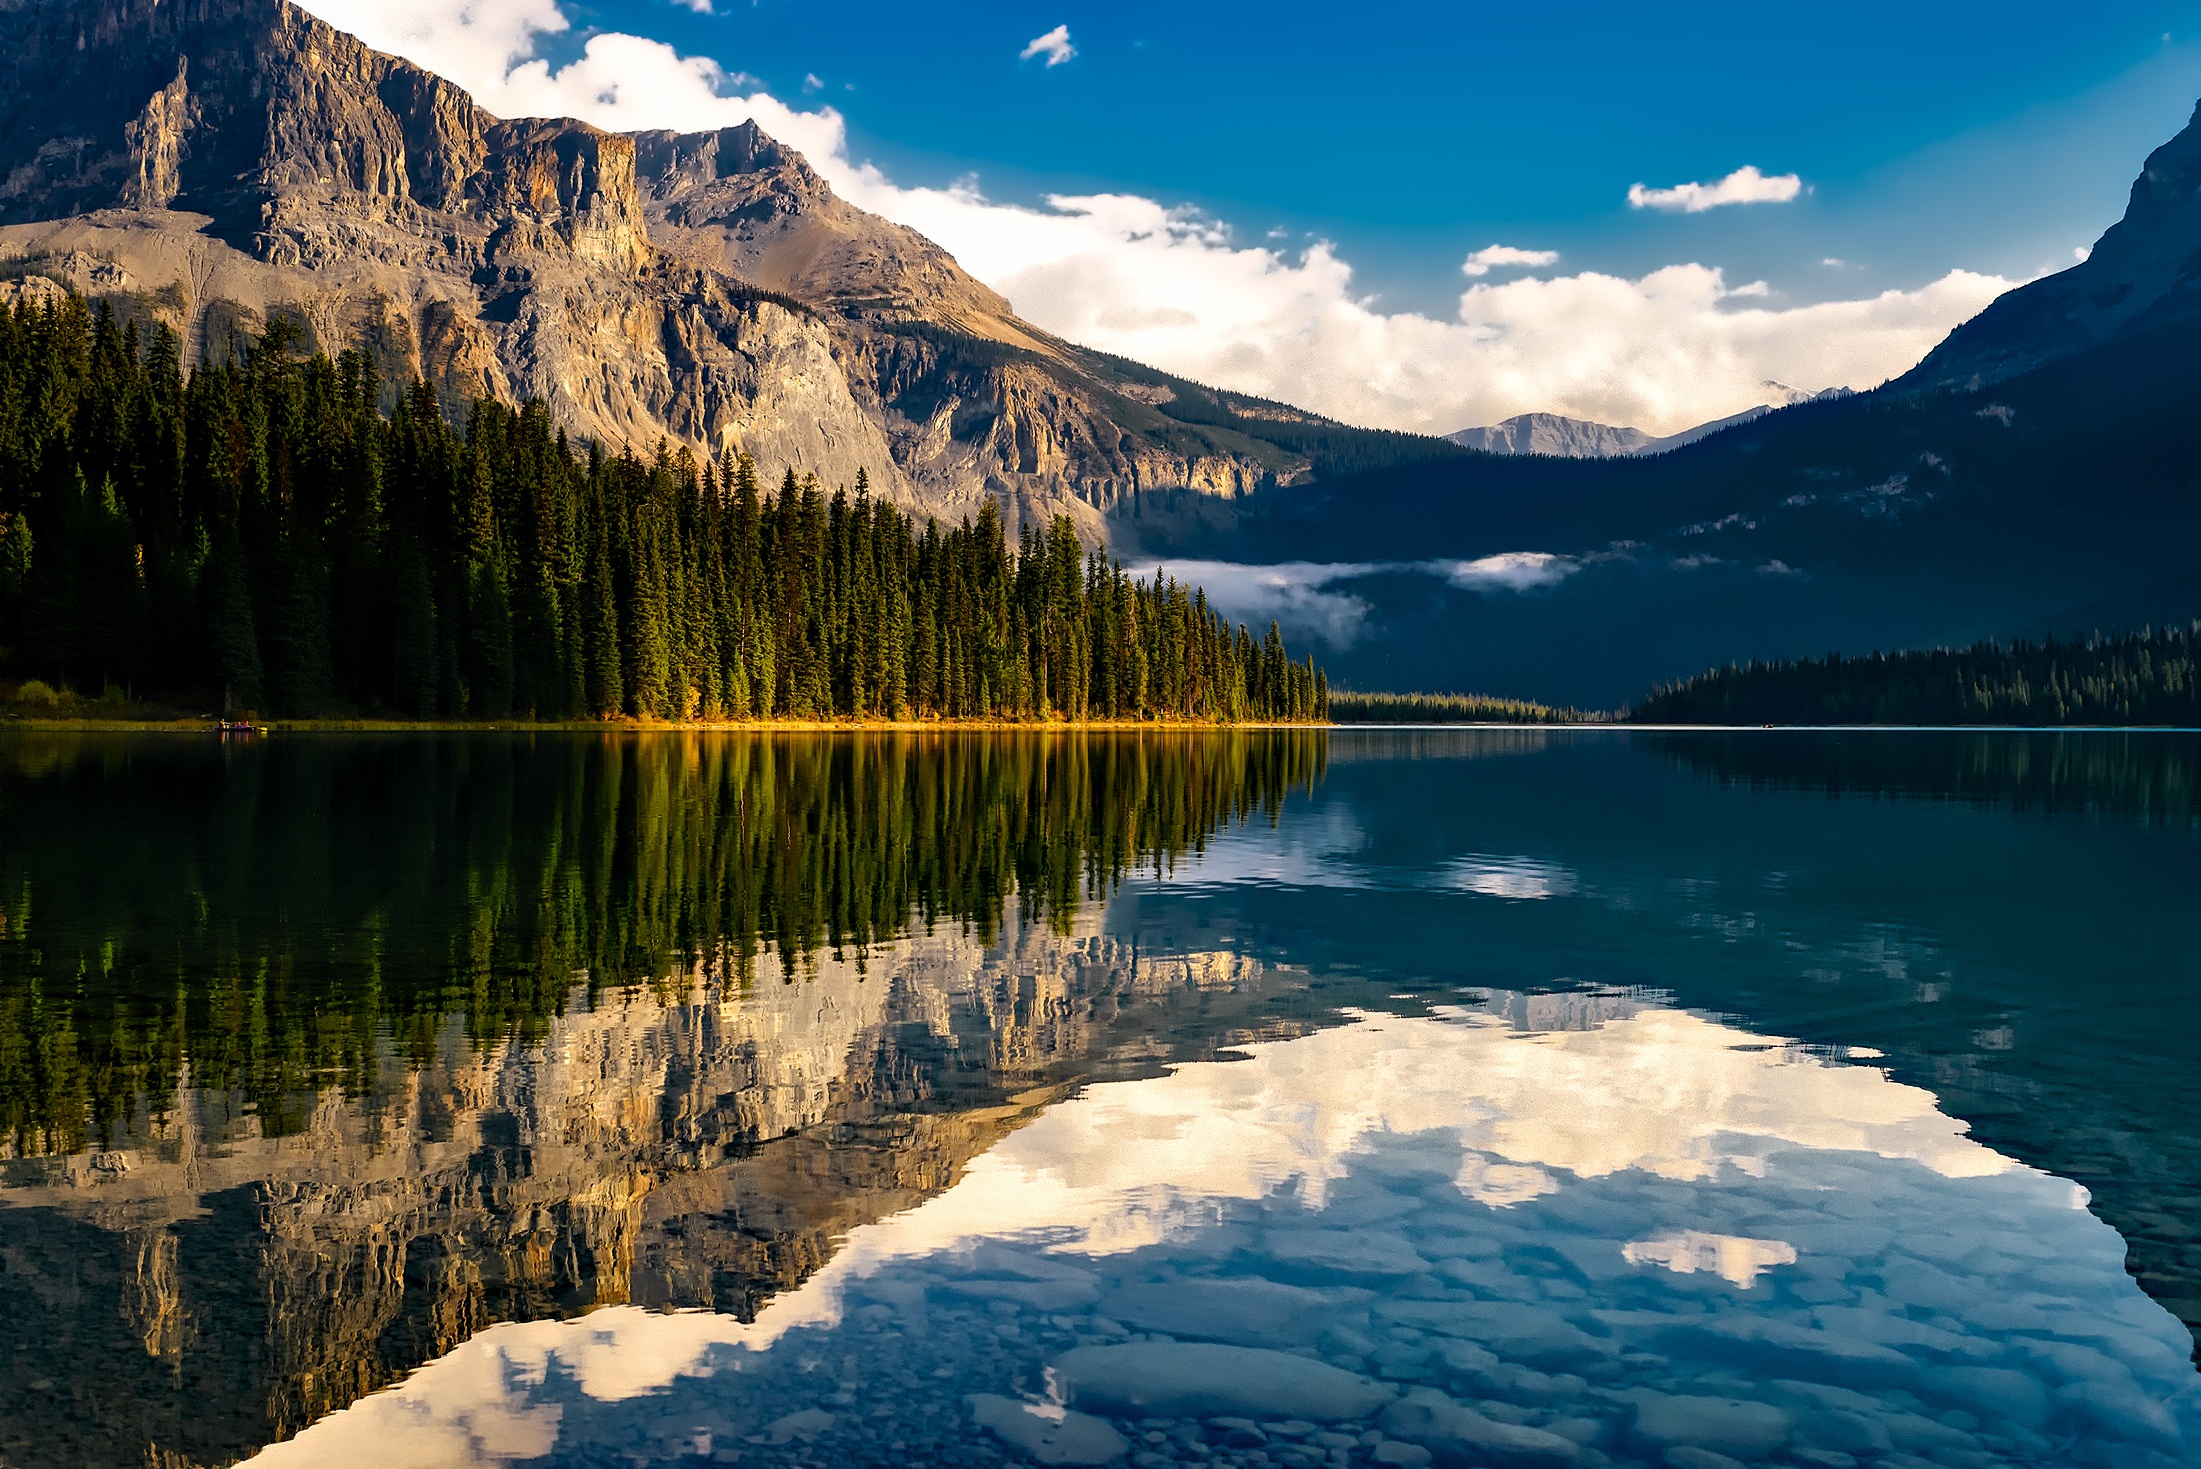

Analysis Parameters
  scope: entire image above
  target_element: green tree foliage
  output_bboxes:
[1327,690,1604,725]
[1633,625,2201,726]
[0,292,1327,723]
[0,728,1327,1155]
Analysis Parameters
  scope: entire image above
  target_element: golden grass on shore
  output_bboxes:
[0,712,1326,734]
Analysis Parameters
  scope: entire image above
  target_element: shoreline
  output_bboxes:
[3,717,2196,735]
[0,716,1332,734]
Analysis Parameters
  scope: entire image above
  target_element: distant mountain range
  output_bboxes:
[1126,100,2201,704]
[1445,386,1845,460]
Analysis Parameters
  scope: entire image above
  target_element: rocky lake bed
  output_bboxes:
[331,1018,2200,1469]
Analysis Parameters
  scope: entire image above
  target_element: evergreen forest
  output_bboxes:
[0,292,1328,723]
[1327,690,1605,725]
[1633,625,2201,726]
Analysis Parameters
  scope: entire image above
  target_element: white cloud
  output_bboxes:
[292,0,2016,438]
[1629,165,1804,214]
[1440,552,1580,592]
[803,72,825,94]
[301,0,568,85]
[1461,244,1561,278]
[1123,557,1596,646]
[1020,24,1077,67]
[1124,561,1380,646]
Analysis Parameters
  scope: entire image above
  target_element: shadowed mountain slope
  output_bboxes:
[1123,103,2201,705]
[1906,100,2201,391]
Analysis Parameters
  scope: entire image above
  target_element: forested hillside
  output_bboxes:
[0,292,1325,723]
[1633,626,2201,726]
[1326,691,1605,725]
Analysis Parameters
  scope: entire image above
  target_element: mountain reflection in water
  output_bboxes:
[0,728,2196,1469]
[257,1004,2199,1469]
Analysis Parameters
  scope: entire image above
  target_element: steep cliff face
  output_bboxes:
[631,120,1303,534]
[0,0,910,512]
[632,122,1018,328]
[0,0,1354,541]
[1907,98,2201,390]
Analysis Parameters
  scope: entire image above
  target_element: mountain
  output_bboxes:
[0,0,1451,540]
[1446,413,1659,458]
[1906,99,2201,390]
[1128,106,2201,706]
[1446,386,1845,459]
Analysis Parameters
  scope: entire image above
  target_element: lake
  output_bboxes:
[1,728,2197,1469]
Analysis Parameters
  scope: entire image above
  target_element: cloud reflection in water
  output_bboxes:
[250,994,2197,1468]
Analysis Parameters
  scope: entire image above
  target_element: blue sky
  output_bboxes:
[306,0,2201,433]
[568,0,2200,304]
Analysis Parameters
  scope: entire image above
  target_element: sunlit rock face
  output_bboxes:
[0,0,1305,543]
[255,1006,2201,1469]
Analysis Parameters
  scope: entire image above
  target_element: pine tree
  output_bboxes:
[0,286,1333,725]
[204,542,264,714]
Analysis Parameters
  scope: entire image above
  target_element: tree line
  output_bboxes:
[1327,690,1606,725]
[0,290,1327,723]
[1632,625,2201,726]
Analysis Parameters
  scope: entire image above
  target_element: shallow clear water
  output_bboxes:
[1,729,2197,1469]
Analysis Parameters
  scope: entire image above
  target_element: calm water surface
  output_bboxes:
[1,729,2197,1469]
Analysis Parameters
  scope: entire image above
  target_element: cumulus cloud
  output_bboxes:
[1020,24,1076,67]
[1629,165,1804,214]
[293,0,2016,437]
[1461,245,1561,278]
[302,0,568,84]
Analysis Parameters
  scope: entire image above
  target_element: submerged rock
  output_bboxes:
[1267,1229,1433,1280]
[1052,1342,1397,1422]
[1376,1387,1584,1465]
[967,1395,1130,1465]
[1624,1390,1792,1458]
[1377,1299,1609,1367]
[1919,1365,2051,1429]
[760,1408,836,1444]
[1099,1277,1340,1347]
[1662,1448,1747,1469]
[1664,1314,1918,1381]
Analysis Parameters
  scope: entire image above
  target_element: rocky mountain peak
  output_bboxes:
[0,0,647,273]
[630,120,1018,328]
[0,0,1414,543]
[1907,97,2201,389]
[634,120,803,191]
